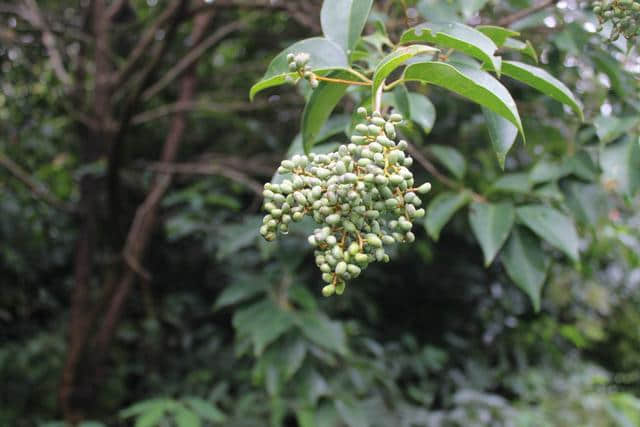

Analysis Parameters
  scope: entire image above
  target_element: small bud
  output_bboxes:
[322,284,336,296]
[417,182,432,194]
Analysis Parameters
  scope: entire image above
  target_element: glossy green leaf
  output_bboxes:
[502,38,538,62]
[214,277,266,310]
[400,22,501,73]
[321,0,374,52]
[483,107,518,169]
[404,62,524,136]
[529,160,572,184]
[601,136,640,197]
[135,405,167,427]
[232,300,294,356]
[174,406,201,427]
[502,227,550,312]
[121,399,171,419]
[371,45,437,99]
[302,70,351,153]
[429,145,466,179]
[501,61,583,121]
[424,190,472,241]
[296,312,348,356]
[491,173,531,194]
[335,399,368,427]
[408,93,436,134]
[250,38,348,100]
[469,202,515,267]
[476,25,520,46]
[516,204,580,262]
[184,398,226,423]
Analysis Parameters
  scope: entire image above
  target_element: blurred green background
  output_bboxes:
[1,0,639,426]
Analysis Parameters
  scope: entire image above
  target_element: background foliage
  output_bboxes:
[0,0,639,426]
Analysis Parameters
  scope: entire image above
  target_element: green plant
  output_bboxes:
[253,0,587,307]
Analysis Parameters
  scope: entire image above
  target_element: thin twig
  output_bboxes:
[21,0,72,86]
[111,1,183,87]
[131,98,277,124]
[145,161,264,195]
[141,20,244,101]
[0,152,76,213]
[314,75,371,86]
[406,143,459,189]
[407,143,487,202]
[497,0,558,27]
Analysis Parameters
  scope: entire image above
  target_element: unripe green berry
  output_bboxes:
[322,284,336,296]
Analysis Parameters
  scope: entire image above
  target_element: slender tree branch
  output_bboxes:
[111,1,184,87]
[107,0,187,233]
[0,152,76,213]
[145,161,264,195]
[407,143,486,202]
[497,0,558,27]
[131,98,283,124]
[141,20,244,100]
[406,143,459,190]
[94,10,214,367]
[21,0,73,86]
[107,0,128,20]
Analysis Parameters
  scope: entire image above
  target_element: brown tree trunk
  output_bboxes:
[59,8,214,421]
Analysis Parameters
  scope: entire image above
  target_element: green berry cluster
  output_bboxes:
[260,109,431,296]
[593,0,640,40]
[286,52,319,88]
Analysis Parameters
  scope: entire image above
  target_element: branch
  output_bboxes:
[406,144,486,202]
[131,98,276,124]
[144,161,264,195]
[405,143,459,190]
[141,20,244,101]
[497,0,558,27]
[111,1,183,87]
[94,10,214,362]
[21,0,72,86]
[0,152,76,213]
[187,0,321,31]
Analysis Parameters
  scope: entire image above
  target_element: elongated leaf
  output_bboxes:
[214,277,266,310]
[371,45,437,99]
[469,201,515,267]
[502,60,583,121]
[429,145,466,179]
[335,399,368,427]
[321,0,373,52]
[424,191,472,241]
[232,300,295,356]
[296,312,348,356]
[184,398,226,423]
[502,227,550,312]
[516,204,580,262]
[476,25,520,46]
[302,70,351,153]
[502,38,538,62]
[404,62,524,136]
[491,173,531,194]
[250,38,348,100]
[135,405,167,427]
[529,160,572,184]
[174,406,201,427]
[483,107,518,169]
[400,22,501,73]
[121,399,171,419]
[408,93,436,134]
